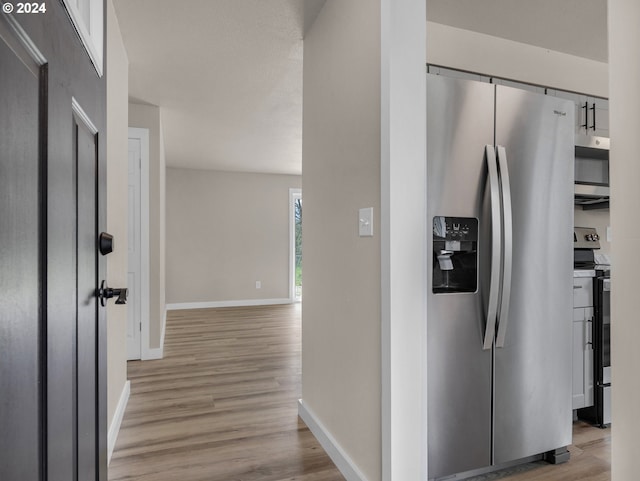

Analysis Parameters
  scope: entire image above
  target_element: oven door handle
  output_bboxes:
[483,145,501,351]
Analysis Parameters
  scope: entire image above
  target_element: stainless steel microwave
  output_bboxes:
[575,134,609,209]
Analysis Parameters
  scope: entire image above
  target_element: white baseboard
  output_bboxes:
[166,298,292,310]
[298,400,369,481]
[143,309,166,360]
[108,380,130,465]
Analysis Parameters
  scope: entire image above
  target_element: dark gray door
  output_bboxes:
[426,74,495,479]
[75,115,100,480]
[493,86,574,464]
[0,5,107,481]
[0,18,45,481]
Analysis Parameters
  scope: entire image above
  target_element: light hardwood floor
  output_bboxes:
[108,303,345,481]
[464,420,610,481]
[109,304,611,481]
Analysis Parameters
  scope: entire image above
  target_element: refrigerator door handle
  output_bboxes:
[495,145,513,348]
[483,145,501,350]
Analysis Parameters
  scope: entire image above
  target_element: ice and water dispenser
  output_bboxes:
[432,216,478,293]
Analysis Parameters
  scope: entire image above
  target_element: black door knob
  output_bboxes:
[98,280,128,307]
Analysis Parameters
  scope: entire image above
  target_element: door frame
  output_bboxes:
[289,188,302,302]
[127,127,151,359]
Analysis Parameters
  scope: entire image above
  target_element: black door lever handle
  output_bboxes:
[98,280,129,307]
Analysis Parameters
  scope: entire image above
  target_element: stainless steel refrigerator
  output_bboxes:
[427,74,574,480]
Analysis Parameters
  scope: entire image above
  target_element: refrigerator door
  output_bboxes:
[427,74,495,479]
[493,86,574,464]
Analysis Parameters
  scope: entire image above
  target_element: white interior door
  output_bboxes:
[127,138,142,360]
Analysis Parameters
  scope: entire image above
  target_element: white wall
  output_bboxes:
[165,168,301,305]
[608,2,640,480]
[381,1,427,480]
[427,21,608,97]
[301,0,382,479]
[106,0,128,431]
[129,103,166,350]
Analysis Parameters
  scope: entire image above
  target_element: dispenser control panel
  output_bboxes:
[433,216,478,294]
[434,217,478,242]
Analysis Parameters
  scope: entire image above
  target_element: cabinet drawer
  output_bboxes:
[573,278,593,308]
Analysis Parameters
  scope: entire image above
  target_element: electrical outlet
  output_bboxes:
[255,281,261,289]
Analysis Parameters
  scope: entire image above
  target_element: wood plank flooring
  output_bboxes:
[469,421,611,481]
[109,304,611,481]
[108,304,345,481]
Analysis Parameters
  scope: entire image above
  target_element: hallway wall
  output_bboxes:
[165,168,300,305]
[106,0,129,432]
[301,1,382,479]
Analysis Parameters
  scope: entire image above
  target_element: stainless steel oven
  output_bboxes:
[579,272,611,427]
[595,274,611,425]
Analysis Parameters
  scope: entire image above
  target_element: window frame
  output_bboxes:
[62,0,104,76]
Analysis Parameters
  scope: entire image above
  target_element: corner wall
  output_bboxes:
[129,103,166,351]
[165,168,301,305]
[608,2,640,480]
[381,1,427,479]
[106,0,129,437]
[301,0,382,479]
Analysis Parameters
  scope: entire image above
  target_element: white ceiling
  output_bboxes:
[113,0,310,175]
[113,0,607,175]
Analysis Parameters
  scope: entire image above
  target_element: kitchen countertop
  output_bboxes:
[574,269,596,278]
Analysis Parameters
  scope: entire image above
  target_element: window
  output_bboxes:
[290,189,302,301]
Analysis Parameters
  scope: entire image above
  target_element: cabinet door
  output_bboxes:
[573,277,594,308]
[572,307,595,410]
[584,307,595,407]
[572,308,586,409]
[591,97,609,137]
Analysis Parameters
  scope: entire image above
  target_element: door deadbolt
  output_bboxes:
[99,232,114,255]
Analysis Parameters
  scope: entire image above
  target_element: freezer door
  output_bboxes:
[427,74,495,479]
[493,85,574,464]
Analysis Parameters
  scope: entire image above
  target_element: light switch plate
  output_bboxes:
[607,226,611,242]
[359,207,373,237]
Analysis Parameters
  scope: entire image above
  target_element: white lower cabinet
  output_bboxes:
[572,306,594,410]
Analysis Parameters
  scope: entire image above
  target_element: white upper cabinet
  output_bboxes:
[548,89,609,137]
